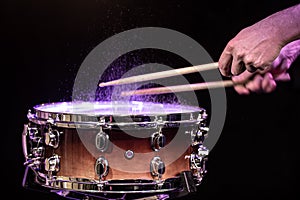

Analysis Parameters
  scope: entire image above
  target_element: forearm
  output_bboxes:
[260,3,300,46]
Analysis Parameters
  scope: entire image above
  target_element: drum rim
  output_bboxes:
[42,175,181,194]
[28,101,206,128]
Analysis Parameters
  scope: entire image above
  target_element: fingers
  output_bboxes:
[245,74,264,93]
[219,42,249,76]
[231,59,246,76]
[262,73,277,93]
[218,49,233,77]
[232,72,277,94]
[232,71,256,95]
[244,64,258,73]
[273,73,290,81]
[219,44,259,76]
[233,84,250,95]
[232,70,254,84]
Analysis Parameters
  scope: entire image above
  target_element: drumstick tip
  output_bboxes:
[99,82,107,87]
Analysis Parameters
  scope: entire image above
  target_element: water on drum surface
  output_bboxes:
[32,101,201,116]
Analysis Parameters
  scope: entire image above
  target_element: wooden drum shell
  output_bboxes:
[46,126,193,181]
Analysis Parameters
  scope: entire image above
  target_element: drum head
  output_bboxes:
[28,101,205,128]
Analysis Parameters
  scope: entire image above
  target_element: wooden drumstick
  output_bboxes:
[99,62,219,87]
[121,80,236,96]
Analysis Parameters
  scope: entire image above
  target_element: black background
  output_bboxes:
[3,0,300,199]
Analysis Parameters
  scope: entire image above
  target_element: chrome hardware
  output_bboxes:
[190,129,204,146]
[150,156,165,179]
[31,147,45,158]
[24,157,42,170]
[151,129,166,151]
[54,190,70,198]
[154,116,163,123]
[22,124,29,158]
[42,176,179,193]
[27,126,41,142]
[190,119,209,146]
[185,145,209,183]
[197,145,209,157]
[95,156,109,179]
[45,128,60,148]
[151,126,166,151]
[24,146,44,170]
[191,128,209,146]
[45,154,60,172]
[23,124,44,170]
[95,128,109,152]
[199,126,209,134]
[190,113,194,120]
[198,109,208,121]
[188,146,209,170]
[124,150,134,160]
[199,120,209,137]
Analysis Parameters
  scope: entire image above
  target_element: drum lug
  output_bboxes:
[95,128,109,152]
[185,145,209,184]
[150,156,165,179]
[151,128,166,151]
[190,120,209,146]
[190,128,208,146]
[198,109,208,121]
[45,154,60,173]
[23,124,45,170]
[95,156,109,180]
[45,128,61,148]
[31,147,45,158]
[199,120,209,138]
[190,129,203,146]
[27,126,42,142]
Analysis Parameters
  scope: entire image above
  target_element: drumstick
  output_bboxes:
[121,80,236,96]
[99,62,219,87]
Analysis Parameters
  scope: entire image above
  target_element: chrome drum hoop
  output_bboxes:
[42,176,181,194]
[27,101,207,129]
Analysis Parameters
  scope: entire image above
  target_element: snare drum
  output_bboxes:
[22,101,209,199]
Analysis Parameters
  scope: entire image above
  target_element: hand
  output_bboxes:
[232,39,300,95]
[218,4,300,77]
[218,23,283,77]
